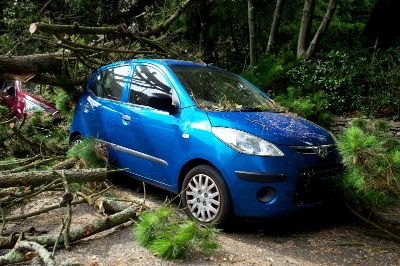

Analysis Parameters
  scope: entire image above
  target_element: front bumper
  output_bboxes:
[218,144,342,217]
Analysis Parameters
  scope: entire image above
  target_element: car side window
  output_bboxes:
[89,73,103,97]
[128,65,172,107]
[89,65,131,100]
[102,66,131,101]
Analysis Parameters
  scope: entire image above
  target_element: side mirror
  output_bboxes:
[148,93,178,114]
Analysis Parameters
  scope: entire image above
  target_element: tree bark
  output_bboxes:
[0,168,110,188]
[29,23,119,36]
[0,205,139,249]
[0,54,63,81]
[247,0,256,66]
[304,0,337,59]
[266,0,285,55]
[16,241,56,266]
[297,0,316,58]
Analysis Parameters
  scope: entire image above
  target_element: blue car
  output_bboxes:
[70,59,342,224]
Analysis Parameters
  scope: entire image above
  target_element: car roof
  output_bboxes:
[97,59,223,71]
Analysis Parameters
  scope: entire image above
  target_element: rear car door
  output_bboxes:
[81,65,131,141]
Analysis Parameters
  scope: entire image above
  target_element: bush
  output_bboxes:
[274,87,332,126]
[337,120,400,209]
[242,53,296,92]
[133,208,219,260]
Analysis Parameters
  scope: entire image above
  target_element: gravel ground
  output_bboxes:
[5,176,400,266]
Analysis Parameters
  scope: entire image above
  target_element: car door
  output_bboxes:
[80,65,131,142]
[110,63,181,189]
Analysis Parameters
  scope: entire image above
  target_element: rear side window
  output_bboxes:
[128,65,172,107]
[89,65,131,100]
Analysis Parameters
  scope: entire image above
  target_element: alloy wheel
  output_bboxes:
[185,173,220,222]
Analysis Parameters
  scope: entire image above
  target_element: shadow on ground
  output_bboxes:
[110,173,356,236]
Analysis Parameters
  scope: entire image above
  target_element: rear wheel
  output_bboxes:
[70,134,83,146]
[181,165,231,225]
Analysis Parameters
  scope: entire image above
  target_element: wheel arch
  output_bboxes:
[69,131,82,144]
[178,158,230,195]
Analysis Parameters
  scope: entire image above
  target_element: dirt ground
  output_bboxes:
[5,176,400,266]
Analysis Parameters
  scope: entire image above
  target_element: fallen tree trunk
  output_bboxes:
[0,240,56,265]
[0,168,112,188]
[0,204,139,249]
[0,54,64,80]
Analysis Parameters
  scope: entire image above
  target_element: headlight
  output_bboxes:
[211,127,284,156]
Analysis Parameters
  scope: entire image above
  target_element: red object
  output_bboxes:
[0,80,58,118]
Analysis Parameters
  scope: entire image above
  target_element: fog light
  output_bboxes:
[256,187,275,203]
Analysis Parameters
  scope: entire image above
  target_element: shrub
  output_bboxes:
[133,208,219,260]
[0,105,9,117]
[337,120,400,209]
[274,87,332,126]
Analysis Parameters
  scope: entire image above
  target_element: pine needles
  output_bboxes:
[337,119,400,209]
[133,208,219,260]
[67,137,108,168]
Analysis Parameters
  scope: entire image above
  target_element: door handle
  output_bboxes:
[83,103,92,110]
[122,114,131,122]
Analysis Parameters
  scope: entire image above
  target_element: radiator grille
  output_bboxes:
[294,163,343,205]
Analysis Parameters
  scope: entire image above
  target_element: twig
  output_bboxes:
[37,0,54,16]
[6,199,86,222]
[10,156,62,173]
[0,207,5,235]
[142,182,146,207]
[0,117,16,125]
[52,218,66,258]
[345,202,400,242]
[3,179,62,208]
[17,113,27,130]
[58,171,72,250]
[0,155,42,168]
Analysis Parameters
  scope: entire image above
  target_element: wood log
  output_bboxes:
[0,168,111,188]
[10,157,61,173]
[52,157,79,170]
[0,54,63,80]
[0,247,25,265]
[16,240,55,266]
[0,205,139,249]
[0,240,56,266]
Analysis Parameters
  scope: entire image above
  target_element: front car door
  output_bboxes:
[110,63,181,189]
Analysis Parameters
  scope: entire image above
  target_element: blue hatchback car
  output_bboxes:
[70,59,342,224]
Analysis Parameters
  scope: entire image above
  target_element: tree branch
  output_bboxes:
[304,0,337,59]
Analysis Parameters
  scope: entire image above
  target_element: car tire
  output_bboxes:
[181,165,232,226]
[70,134,83,146]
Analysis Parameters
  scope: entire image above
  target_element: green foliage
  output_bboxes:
[67,137,107,168]
[242,53,296,92]
[337,120,400,209]
[0,105,10,117]
[274,87,332,126]
[55,89,72,115]
[133,208,219,260]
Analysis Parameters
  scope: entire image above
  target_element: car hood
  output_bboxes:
[206,111,334,146]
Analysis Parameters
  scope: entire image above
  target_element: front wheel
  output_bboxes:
[181,165,231,225]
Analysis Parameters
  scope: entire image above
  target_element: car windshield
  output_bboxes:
[170,65,283,112]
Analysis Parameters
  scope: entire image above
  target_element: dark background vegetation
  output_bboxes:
[1,0,400,122]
